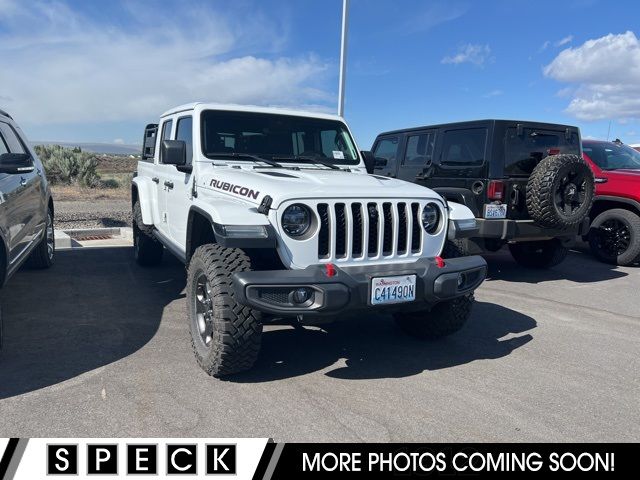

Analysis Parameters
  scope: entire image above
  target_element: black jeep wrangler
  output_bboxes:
[370,120,594,268]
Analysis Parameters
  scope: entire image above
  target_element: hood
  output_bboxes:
[197,164,439,207]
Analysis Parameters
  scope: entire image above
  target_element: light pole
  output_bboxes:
[338,0,349,117]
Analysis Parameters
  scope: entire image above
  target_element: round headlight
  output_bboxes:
[282,204,311,238]
[421,203,441,234]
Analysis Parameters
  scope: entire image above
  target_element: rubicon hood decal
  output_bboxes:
[209,179,260,200]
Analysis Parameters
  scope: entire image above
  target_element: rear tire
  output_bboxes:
[28,208,55,269]
[133,201,163,266]
[394,294,474,339]
[186,244,262,377]
[588,208,640,266]
[508,239,568,268]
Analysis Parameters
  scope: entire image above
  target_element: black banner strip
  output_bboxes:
[0,439,19,480]
[252,441,277,480]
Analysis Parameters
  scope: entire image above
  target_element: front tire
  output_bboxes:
[508,239,568,268]
[394,294,474,339]
[588,208,640,266]
[186,244,262,377]
[28,208,55,269]
[133,201,163,266]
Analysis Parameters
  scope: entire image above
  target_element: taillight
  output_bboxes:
[487,180,505,201]
[548,148,561,155]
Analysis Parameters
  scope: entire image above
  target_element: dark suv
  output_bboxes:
[0,108,55,343]
[371,120,594,268]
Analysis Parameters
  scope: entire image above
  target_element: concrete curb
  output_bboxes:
[55,227,133,249]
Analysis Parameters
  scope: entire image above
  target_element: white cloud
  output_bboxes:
[442,44,491,66]
[483,89,503,98]
[539,40,551,52]
[544,31,640,121]
[556,35,573,47]
[0,0,333,126]
[113,138,125,145]
[401,2,468,35]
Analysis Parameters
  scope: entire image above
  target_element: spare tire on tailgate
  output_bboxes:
[526,154,595,229]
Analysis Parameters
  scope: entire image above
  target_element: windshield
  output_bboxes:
[200,110,359,165]
[583,142,640,170]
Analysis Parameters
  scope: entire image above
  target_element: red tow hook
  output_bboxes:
[325,263,337,277]
[435,256,446,268]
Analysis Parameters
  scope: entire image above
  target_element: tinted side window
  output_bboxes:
[0,123,26,154]
[441,128,487,166]
[373,137,399,162]
[159,119,173,163]
[403,133,435,167]
[176,117,193,163]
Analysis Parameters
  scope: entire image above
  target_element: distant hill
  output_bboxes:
[31,141,141,156]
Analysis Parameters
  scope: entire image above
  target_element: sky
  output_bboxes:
[1,0,640,148]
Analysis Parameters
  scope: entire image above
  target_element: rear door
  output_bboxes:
[421,126,490,217]
[371,135,401,177]
[502,124,581,219]
[153,118,174,239]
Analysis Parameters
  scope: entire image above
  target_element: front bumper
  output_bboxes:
[232,256,487,316]
[475,216,590,240]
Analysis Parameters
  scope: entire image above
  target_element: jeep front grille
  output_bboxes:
[316,201,423,260]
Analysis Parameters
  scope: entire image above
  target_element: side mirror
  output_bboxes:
[375,157,388,169]
[361,150,375,174]
[0,153,34,174]
[161,140,187,166]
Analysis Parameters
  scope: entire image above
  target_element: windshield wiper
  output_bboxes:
[273,155,343,170]
[208,152,284,168]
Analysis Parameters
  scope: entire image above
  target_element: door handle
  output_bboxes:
[20,177,27,186]
[152,177,159,184]
[37,169,42,177]
[164,180,174,189]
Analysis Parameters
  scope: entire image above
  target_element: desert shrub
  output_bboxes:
[101,178,120,189]
[35,145,100,187]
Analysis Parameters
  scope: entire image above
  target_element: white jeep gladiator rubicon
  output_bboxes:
[132,103,487,376]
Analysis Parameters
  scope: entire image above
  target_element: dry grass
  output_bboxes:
[52,184,131,201]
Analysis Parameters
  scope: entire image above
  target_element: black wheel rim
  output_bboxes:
[554,169,588,217]
[194,273,214,348]
[46,213,54,260]
[595,219,631,258]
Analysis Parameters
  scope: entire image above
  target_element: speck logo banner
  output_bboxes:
[0,439,636,479]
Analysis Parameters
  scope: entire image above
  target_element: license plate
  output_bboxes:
[370,275,416,306]
[484,204,507,219]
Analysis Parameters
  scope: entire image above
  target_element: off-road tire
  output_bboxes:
[588,208,640,266]
[186,244,262,377]
[508,239,569,268]
[28,208,55,269]
[526,154,595,229]
[394,294,474,339]
[442,239,467,258]
[133,201,163,266]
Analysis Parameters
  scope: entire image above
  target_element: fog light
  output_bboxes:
[292,288,312,304]
[457,274,466,288]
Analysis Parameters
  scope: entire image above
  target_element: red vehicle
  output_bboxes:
[582,140,640,266]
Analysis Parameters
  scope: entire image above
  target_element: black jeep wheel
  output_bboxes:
[588,209,640,266]
[394,294,474,339]
[186,244,262,377]
[28,207,55,269]
[508,239,569,268]
[133,201,163,266]
[526,154,595,229]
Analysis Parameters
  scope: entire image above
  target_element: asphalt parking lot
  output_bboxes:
[0,246,638,441]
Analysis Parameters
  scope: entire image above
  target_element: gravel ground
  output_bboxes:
[54,199,131,230]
